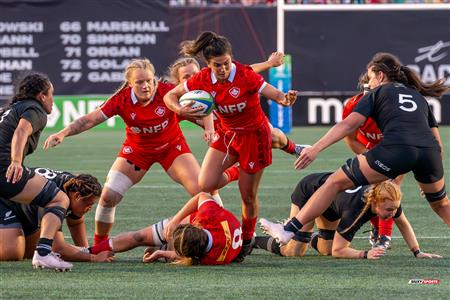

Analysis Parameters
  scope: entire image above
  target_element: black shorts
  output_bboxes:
[0,164,35,198]
[364,144,443,183]
[0,199,39,236]
[291,195,340,223]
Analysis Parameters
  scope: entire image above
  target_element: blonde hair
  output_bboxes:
[167,57,200,85]
[114,58,156,94]
[342,181,402,234]
[172,224,208,266]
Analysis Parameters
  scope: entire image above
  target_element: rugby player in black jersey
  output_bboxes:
[261,53,449,245]
[0,167,114,263]
[258,173,441,259]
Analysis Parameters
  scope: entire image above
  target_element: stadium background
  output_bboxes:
[0,1,449,299]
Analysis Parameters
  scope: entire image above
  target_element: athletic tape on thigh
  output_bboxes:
[30,180,61,207]
[318,229,335,240]
[425,184,447,203]
[94,205,116,223]
[43,206,66,223]
[151,218,169,246]
[293,231,312,243]
[341,158,369,187]
[104,170,134,196]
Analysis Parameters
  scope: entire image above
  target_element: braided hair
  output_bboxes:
[63,174,102,199]
[12,72,51,104]
[172,223,209,266]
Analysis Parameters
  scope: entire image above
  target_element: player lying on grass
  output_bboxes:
[258,172,442,260]
[0,167,114,264]
[89,192,242,265]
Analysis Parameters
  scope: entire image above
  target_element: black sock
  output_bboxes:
[254,236,281,255]
[36,238,53,256]
[284,217,303,233]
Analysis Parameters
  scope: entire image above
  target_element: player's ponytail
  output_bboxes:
[341,181,402,234]
[180,31,232,62]
[172,224,209,266]
[64,174,102,199]
[368,53,449,97]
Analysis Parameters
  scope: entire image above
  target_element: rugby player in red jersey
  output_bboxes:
[164,31,298,261]
[43,59,231,247]
[89,192,242,265]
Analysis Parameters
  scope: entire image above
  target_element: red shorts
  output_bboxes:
[118,136,192,171]
[210,122,272,174]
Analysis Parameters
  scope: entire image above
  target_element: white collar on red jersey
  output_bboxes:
[130,88,155,105]
[210,63,236,84]
[203,229,213,253]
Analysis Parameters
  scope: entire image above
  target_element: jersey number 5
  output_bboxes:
[398,94,417,112]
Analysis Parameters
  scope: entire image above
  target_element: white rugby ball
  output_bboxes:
[179,90,214,115]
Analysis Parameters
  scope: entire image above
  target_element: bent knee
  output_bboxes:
[100,188,123,207]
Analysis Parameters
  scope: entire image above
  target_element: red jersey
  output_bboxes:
[184,61,267,131]
[342,93,383,149]
[190,200,242,265]
[100,82,183,151]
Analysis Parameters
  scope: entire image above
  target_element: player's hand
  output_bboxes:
[279,90,298,106]
[178,101,206,120]
[267,52,284,68]
[203,129,215,145]
[294,145,319,170]
[367,247,385,260]
[92,251,115,262]
[6,160,23,184]
[163,220,178,242]
[43,133,65,150]
[143,250,177,263]
[415,251,442,259]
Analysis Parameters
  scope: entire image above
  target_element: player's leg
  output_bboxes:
[199,147,237,193]
[165,153,201,196]
[0,228,25,261]
[24,230,40,259]
[417,178,450,227]
[94,157,147,245]
[310,216,339,256]
[270,126,309,156]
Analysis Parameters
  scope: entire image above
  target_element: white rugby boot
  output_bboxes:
[32,251,73,272]
[259,218,294,245]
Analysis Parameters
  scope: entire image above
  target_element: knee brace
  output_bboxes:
[151,218,170,246]
[425,185,447,203]
[293,231,312,243]
[94,205,116,223]
[104,170,133,196]
[30,180,61,207]
[318,229,336,240]
[341,158,369,187]
[43,206,66,223]
[310,232,319,253]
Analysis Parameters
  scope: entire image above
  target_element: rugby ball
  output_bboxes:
[179,90,214,115]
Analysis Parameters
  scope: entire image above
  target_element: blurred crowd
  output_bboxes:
[169,0,448,6]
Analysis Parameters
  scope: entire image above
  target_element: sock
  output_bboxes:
[281,139,296,155]
[378,217,394,237]
[254,236,281,255]
[284,217,303,233]
[94,234,109,246]
[89,239,113,254]
[224,165,240,183]
[36,238,53,256]
[241,216,257,241]
[211,193,224,207]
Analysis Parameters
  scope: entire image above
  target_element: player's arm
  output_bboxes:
[331,232,385,260]
[43,109,107,150]
[260,84,298,107]
[6,118,33,183]
[202,113,214,145]
[164,84,204,119]
[431,127,444,159]
[53,232,114,262]
[394,212,442,258]
[143,250,179,263]
[66,216,88,247]
[250,52,284,74]
[343,130,367,155]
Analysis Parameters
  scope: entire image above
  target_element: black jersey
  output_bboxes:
[353,82,439,148]
[291,172,402,242]
[0,100,47,165]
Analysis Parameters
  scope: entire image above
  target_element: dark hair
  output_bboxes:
[368,53,449,97]
[172,224,208,266]
[180,31,232,62]
[357,72,369,92]
[63,174,102,198]
[12,72,51,104]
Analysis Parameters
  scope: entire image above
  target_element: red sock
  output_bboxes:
[224,165,240,183]
[94,234,109,246]
[370,216,379,228]
[281,139,296,155]
[378,217,394,237]
[241,216,257,241]
[90,239,112,254]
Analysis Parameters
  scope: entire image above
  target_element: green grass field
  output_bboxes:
[1,126,449,299]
